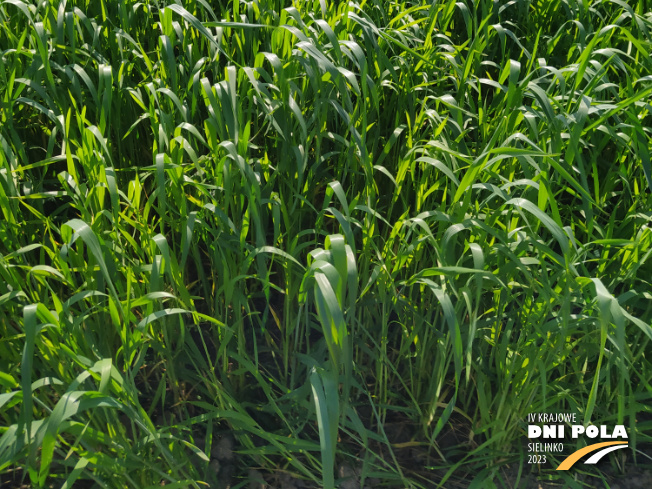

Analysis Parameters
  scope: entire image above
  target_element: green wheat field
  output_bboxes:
[1,0,651,487]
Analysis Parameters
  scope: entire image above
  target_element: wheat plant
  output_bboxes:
[1,0,651,488]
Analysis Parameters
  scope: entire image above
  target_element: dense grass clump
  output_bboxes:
[1,0,651,487]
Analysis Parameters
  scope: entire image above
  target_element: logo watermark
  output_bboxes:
[526,412,628,470]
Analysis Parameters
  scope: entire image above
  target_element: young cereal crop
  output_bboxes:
[0,0,651,488]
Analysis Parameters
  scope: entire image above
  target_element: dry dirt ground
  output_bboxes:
[1,429,649,488]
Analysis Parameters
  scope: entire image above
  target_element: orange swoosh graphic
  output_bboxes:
[557,441,628,470]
